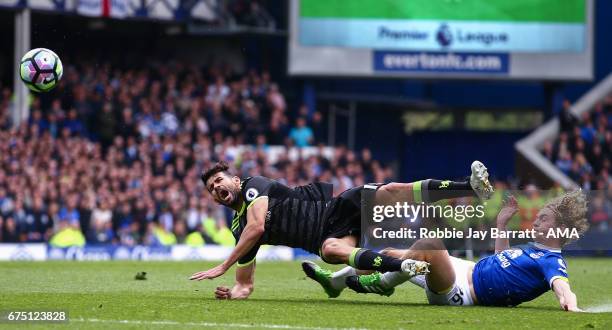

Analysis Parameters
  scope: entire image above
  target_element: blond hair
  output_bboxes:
[545,190,589,245]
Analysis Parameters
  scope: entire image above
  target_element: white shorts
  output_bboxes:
[425,256,475,306]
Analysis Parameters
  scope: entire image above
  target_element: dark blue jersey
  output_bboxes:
[473,242,568,306]
[232,176,333,265]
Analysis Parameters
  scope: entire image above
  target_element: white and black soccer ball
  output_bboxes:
[19,48,63,93]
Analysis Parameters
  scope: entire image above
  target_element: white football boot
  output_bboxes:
[470,160,494,200]
[400,259,430,277]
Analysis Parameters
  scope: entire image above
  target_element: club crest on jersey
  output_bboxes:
[246,188,259,201]
[506,249,523,259]
[529,252,544,259]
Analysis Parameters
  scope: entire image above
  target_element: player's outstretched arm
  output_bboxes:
[495,194,518,253]
[553,278,582,312]
[215,261,256,300]
[190,198,268,281]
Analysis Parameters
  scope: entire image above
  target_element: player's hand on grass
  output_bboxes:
[214,286,232,299]
[563,304,584,312]
[497,194,518,228]
[560,296,584,312]
[189,263,228,281]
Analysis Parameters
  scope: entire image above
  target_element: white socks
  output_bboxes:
[329,267,427,291]
[408,275,427,289]
[379,271,412,288]
[330,266,357,290]
[380,272,426,289]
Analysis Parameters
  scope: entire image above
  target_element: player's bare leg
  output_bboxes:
[319,235,359,264]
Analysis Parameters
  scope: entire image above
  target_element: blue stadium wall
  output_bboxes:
[296,0,612,180]
[345,110,525,181]
[400,131,525,182]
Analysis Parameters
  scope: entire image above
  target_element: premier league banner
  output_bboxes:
[298,1,585,53]
[289,0,593,80]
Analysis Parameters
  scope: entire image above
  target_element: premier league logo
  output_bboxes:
[436,23,453,48]
[246,188,259,202]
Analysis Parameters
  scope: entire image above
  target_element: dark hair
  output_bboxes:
[201,161,231,186]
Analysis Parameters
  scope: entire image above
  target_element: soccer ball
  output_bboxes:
[19,48,63,93]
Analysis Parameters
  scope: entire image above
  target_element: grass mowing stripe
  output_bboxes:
[72,318,369,330]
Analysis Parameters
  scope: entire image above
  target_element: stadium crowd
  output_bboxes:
[0,61,609,246]
[544,97,612,190]
[542,97,612,231]
[0,61,393,246]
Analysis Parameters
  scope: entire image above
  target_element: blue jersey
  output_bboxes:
[472,242,568,306]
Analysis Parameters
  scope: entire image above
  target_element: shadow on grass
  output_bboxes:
[507,305,569,312]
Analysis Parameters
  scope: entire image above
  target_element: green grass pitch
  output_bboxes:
[0,258,610,329]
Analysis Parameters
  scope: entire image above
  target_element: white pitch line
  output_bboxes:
[585,303,612,313]
[72,318,369,330]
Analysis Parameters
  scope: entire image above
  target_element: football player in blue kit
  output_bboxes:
[313,190,588,311]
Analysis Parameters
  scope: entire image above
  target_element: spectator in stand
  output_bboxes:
[3,217,19,243]
[580,113,596,145]
[59,194,81,229]
[24,195,53,242]
[267,83,286,112]
[268,109,289,145]
[29,110,46,132]
[63,109,86,137]
[559,99,577,133]
[310,111,326,142]
[289,117,314,147]
[589,193,610,231]
[96,103,117,149]
[206,76,230,106]
[90,199,113,240]
[12,198,28,242]
[0,186,13,217]
[113,202,134,235]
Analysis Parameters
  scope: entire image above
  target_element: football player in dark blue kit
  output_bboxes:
[189,161,494,300]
